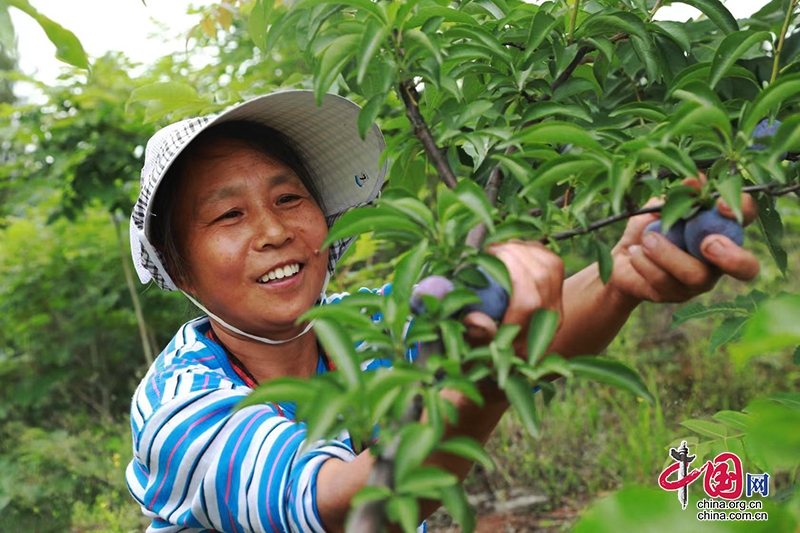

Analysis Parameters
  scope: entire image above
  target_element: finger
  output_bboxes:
[700,235,760,281]
[463,311,498,347]
[641,231,716,290]
[716,195,758,226]
[627,244,694,302]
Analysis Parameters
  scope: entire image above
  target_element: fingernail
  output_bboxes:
[704,237,725,258]
[642,232,658,250]
[629,244,642,256]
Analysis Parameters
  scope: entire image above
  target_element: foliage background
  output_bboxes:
[0,0,799,531]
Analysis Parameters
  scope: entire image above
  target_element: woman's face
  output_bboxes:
[172,140,330,339]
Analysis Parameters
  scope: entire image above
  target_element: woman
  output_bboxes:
[126,90,759,533]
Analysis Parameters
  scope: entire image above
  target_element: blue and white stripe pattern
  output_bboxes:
[127,284,425,533]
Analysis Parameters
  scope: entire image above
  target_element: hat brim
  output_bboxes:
[142,90,386,243]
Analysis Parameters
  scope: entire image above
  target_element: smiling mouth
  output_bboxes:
[258,262,302,283]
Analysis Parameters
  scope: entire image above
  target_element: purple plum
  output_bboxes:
[683,206,744,263]
[410,276,455,315]
[644,219,687,251]
[751,118,783,156]
[462,269,510,322]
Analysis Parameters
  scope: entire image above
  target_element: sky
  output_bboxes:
[10,0,773,91]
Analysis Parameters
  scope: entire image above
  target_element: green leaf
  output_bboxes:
[742,73,800,134]
[385,495,419,533]
[490,154,533,185]
[381,194,436,233]
[404,29,442,65]
[673,0,738,34]
[754,193,787,275]
[708,315,748,354]
[322,206,425,247]
[712,410,749,432]
[439,291,481,321]
[455,179,495,231]
[521,156,602,197]
[594,240,613,285]
[504,374,539,438]
[636,147,698,179]
[526,309,559,366]
[441,484,476,533]
[393,240,429,300]
[237,377,316,409]
[709,30,770,88]
[579,11,648,43]
[312,318,361,387]
[715,173,743,223]
[745,398,800,469]
[351,485,392,507]
[357,19,389,85]
[407,6,479,28]
[794,346,800,366]
[314,33,360,105]
[650,21,692,53]
[524,11,558,61]
[522,102,593,124]
[0,4,15,52]
[295,0,388,24]
[8,0,89,69]
[671,300,748,328]
[466,254,512,295]
[668,103,732,143]
[769,115,800,163]
[395,423,438,482]
[303,390,348,452]
[658,188,696,232]
[680,418,730,439]
[396,465,458,496]
[569,356,654,404]
[730,294,800,368]
[507,121,605,152]
[436,436,495,471]
[608,102,667,123]
[248,0,270,52]
[610,157,636,215]
[358,94,384,140]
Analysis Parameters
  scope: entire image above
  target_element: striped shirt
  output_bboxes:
[126,285,425,533]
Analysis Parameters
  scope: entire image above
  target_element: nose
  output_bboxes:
[252,208,294,250]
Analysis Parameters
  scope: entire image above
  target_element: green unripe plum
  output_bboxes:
[683,206,744,263]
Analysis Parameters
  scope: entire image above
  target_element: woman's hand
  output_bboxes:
[608,177,760,304]
[463,240,565,355]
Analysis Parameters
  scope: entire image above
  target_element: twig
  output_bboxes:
[399,79,459,189]
[771,0,797,84]
[540,182,800,243]
[527,157,721,218]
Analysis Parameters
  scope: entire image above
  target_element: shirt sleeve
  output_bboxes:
[127,372,356,533]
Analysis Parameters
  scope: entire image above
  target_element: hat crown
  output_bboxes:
[129,91,386,292]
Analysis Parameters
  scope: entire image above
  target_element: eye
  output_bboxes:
[277,194,302,205]
[215,210,242,222]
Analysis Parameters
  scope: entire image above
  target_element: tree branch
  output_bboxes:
[399,79,459,189]
[540,182,800,243]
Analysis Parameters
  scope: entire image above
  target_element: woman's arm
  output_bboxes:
[316,387,509,532]
[548,187,761,359]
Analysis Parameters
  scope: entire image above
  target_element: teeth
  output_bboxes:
[260,263,300,283]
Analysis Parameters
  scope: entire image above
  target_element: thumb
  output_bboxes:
[462,311,498,348]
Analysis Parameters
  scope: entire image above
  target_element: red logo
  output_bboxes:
[658,441,744,508]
